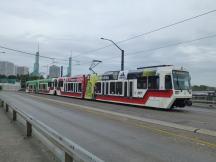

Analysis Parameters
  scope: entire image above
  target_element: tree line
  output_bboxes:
[192,85,216,91]
[0,74,44,89]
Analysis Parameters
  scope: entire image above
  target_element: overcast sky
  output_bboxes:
[0,0,216,86]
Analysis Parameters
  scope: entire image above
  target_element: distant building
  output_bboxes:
[67,57,72,76]
[49,65,60,78]
[16,66,29,75]
[32,51,39,76]
[0,61,16,76]
[60,66,63,77]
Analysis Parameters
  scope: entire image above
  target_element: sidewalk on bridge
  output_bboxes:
[0,108,56,162]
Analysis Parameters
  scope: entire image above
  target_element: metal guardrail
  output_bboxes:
[192,95,216,104]
[192,99,216,105]
[0,98,104,162]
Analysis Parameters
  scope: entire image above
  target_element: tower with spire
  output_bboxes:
[32,43,40,76]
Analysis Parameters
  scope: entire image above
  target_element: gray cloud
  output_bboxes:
[0,0,216,86]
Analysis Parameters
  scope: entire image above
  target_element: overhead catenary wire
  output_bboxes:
[0,45,53,59]
[126,34,216,56]
[71,9,216,58]
[43,33,216,72]
[99,33,216,62]
[1,10,216,70]
[0,45,80,62]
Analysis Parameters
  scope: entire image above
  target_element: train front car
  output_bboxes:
[170,69,192,108]
[26,80,39,93]
[91,65,192,109]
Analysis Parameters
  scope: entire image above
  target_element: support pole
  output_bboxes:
[26,121,32,137]
[5,104,9,112]
[65,152,74,162]
[13,110,17,121]
[121,50,124,71]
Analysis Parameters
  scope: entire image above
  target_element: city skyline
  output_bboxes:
[0,60,29,76]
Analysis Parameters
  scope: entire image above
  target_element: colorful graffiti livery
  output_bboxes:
[26,65,192,109]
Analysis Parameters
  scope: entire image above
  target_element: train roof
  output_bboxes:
[100,65,188,80]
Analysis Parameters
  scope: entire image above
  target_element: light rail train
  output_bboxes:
[26,65,192,109]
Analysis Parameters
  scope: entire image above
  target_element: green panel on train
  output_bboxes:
[84,74,101,99]
[143,70,156,76]
[38,78,52,84]
[26,80,39,93]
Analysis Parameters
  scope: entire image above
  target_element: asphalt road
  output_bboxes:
[22,91,216,131]
[0,91,216,162]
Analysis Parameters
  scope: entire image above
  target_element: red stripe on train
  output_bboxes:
[96,90,173,105]
[60,91,82,98]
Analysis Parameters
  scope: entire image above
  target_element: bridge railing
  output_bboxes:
[192,95,216,105]
[0,98,104,162]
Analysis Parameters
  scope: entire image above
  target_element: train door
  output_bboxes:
[124,81,127,97]
[129,81,133,97]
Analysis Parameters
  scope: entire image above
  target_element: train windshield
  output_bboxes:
[172,70,191,90]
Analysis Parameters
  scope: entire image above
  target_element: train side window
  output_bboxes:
[124,82,127,97]
[71,83,74,92]
[165,75,172,89]
[70,83,73,91]
[74,83,77,92]
[48,82,52,87]
[76,83,79,92]
[106,82,109,95]
[102,82,105,95]
[54,80,57,87]
[110,82,115,94]
[148,76,159,89]
[78,83,82,92]
[67,83,71,91]
[137,77,147,89]
[116,82,123,95]
[95,82,101,94]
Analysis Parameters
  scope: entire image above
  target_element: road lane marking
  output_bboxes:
[133,123,216,149]
[78,108,216,149]
[13,93,216,149]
